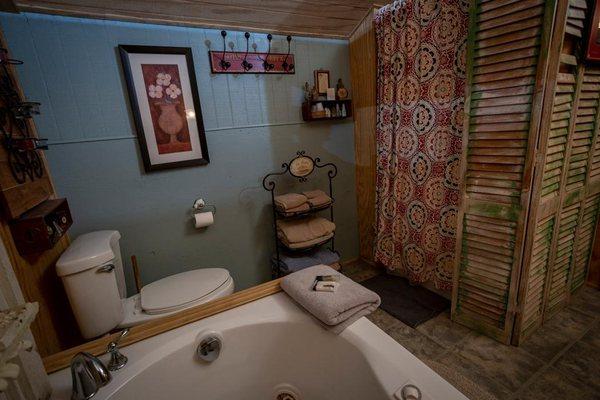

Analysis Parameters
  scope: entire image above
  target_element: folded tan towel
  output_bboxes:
[277,217,335,244]
[280,232,334,249]
[303,189,328,199]
[275,193,308,211]
[308,194,332,208]
[281,264,381,334]
[280,202,310,215]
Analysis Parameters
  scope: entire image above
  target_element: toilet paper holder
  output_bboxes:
[192,198,216,215]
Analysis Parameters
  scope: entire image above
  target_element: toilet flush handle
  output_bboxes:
[97,264,115,273]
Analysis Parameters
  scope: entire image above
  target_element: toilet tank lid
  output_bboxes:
[56,230,121,276]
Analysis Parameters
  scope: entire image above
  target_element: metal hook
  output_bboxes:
[282,35,294,72]
[241,32,253,72]
[259,34,274,72]
[219,30,231,71]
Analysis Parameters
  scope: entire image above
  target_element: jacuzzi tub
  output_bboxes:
[49,292,467,400]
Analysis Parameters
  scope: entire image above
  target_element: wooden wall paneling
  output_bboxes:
[512,0,570,344]
[0,30,77,356]
[349,7,377,262]
[13,0,376,39]
[451,0,556,344]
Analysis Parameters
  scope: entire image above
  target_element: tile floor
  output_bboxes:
[342,260,600,400]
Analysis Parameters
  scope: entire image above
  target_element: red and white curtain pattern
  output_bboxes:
[374,0,468,290]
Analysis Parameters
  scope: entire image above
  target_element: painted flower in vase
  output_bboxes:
[141,64,192,154]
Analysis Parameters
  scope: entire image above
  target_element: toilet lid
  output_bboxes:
[140,268,230,314]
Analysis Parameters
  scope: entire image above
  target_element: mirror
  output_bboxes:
[2,14,357,367]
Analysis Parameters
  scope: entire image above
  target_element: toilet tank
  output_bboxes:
[56,230,126,339]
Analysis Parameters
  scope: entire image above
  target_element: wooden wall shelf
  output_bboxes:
[302,99,352,122]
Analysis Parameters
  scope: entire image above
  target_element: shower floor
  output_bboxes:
[342,260,600,400]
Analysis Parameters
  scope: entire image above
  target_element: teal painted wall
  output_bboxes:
[0,13,358,294]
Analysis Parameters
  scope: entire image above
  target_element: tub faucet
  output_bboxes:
[107,328,129,371]
[70,352,111,400]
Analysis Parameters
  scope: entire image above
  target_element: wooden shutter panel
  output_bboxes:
[545,201,581,317]
[541,71,576,199]
[452,0,554,343]
[565,68,600,191]
[518,215,554,337]
[565,0,586,37]
[512,5,574,339]
[570,194,600,291]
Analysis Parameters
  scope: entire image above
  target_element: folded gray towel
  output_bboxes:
[272,253,320,272]
[281,264,381,334]
[313,248,340,265]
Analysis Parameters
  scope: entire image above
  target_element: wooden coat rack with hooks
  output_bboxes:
[208,31,295,74]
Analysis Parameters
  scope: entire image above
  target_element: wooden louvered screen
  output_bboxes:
[517,215,554,338]
[451,0,554,344]
[546,201,581,317]
[566,68,600,191]
[456,0,600,345]
[541,71,576,199]
[571,194,600,291]
[565,0,586,37]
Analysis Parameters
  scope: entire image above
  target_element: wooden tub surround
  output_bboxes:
[43,278,283,374]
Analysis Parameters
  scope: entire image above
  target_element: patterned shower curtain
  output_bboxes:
[373,0,468,290]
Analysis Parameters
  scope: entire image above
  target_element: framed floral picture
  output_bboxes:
[119,45,209,171]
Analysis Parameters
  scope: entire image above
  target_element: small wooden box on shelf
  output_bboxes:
[9,198,72,255]
[302,99,352,122]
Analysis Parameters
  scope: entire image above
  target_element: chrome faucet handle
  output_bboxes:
[70,352,111,400]
[107,328,129,371]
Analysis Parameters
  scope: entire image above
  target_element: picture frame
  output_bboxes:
[119,45,209,172]
[586,0,600,62]
[314,69,330,95]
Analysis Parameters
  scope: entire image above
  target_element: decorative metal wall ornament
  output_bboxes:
[208,31,295,74]
[262,151,337,278]
[0,48,47,184]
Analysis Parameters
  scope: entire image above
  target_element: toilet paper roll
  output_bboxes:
[194,211,214,228]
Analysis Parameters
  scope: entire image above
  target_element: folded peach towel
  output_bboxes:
[302,190,332,208]
[281,264,381,334]
[280,232,334,249]
[277,217,336,244]
[303,189,328,199]
[275,193,308,211]
[308,194,332,208]
[280,202,310,215]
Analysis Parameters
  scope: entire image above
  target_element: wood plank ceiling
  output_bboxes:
[9,0,377,38]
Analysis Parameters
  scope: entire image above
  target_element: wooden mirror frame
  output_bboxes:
[43,278,282,373]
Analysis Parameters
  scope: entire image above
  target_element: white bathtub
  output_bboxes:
[49,292,467,400]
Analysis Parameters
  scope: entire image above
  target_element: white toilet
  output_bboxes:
[56,230,234,339]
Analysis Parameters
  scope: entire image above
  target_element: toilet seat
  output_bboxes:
[141,268,231,315]
[118,268,235,328]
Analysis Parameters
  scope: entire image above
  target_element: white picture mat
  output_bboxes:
[128,53,203,165]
